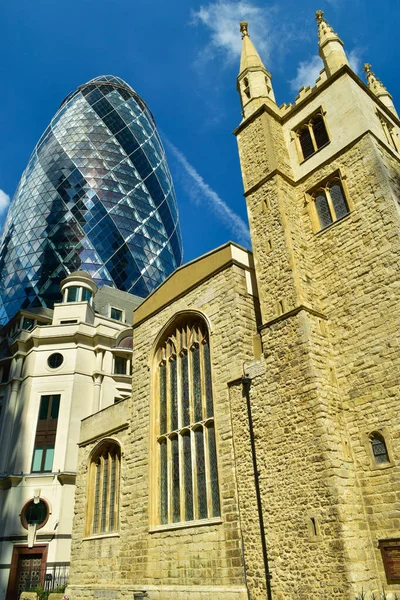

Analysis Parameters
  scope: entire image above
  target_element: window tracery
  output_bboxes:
[296,112,330,161]
[310,176,350,230]
[156,317,220,525]
[86,441,121,535]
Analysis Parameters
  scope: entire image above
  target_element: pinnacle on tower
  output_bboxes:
[315,10,349,77]
[237,22,276,119]
[239,21,265,73]
[364,63,398,117]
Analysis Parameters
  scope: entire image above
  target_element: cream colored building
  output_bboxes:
[0,271,141,600]
[67,11,400,600]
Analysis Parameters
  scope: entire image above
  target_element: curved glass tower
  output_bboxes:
[0,75,183,323]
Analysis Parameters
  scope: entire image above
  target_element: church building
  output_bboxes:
[67,12,400,599]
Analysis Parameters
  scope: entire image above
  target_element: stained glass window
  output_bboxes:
[88,441,120,535]
[156,318,220,524]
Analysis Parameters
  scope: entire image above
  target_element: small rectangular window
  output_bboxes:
[114,356,127,375]
[60,320,78,324]
[22,317,35,331]
[32,448,44,472]
[67,286,80,302]
[81,288,92,302]
[43,447,55,471]
[110,307,123,321]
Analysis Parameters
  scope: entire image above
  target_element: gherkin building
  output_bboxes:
[0,75,183,323]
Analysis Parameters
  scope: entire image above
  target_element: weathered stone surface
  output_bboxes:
[69,21,400,600]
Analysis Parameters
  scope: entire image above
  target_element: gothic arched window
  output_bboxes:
[156,317,220,525]
[370,432,390,465]
[296,111,330,161]
[310,176,350,231]
[86,440,121,535]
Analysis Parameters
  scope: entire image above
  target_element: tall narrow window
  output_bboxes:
[370,432,390,465]
[156,317,220,524]
[31,395,60,473]
[310,176,350,231]
[87,441,121,535]
[296,111,330,161]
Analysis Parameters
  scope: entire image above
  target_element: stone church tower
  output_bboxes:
[234,11,400,598]
[65,11,400,600]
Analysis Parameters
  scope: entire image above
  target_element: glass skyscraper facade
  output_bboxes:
[0,75,183,323]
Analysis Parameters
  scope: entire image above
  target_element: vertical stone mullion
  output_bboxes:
[325,185,337,221]
[199,338,206,422]
[166,351,171,434]
[308,121,318,153]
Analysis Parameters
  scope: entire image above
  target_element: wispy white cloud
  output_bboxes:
[348,48,362,75]
[290,47,363,91]
[290,55,323,91]
[165,140,250,247]
[0,189,10,215]
[192,1,273,67]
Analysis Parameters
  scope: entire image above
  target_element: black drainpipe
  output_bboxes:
[242,375,273,600]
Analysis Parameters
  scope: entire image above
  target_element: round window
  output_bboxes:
[47,353,64,369]
[21,499,49,530]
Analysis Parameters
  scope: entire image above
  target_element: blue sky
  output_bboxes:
[0,0,399,263]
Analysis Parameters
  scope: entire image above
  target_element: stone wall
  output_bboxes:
[68,259,259,599]
[237,103,400,598]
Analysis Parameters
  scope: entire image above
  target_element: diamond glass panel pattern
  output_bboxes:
[0,75,183,323]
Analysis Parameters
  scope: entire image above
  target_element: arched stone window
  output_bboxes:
[296,111,330,161]
[370,432,390,465]
[156,316,220,525]
[86,440,121,535]
[310,176,350,230]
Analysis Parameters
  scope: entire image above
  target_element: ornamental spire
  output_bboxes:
[237,21,276,119]
[315,10,349,77]
[364,63,398,116]
[239,21,266,74]
[364,63,391,97]
[316,10,340,46]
